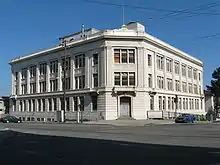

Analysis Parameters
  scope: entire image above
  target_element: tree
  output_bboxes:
[207,67,220,115]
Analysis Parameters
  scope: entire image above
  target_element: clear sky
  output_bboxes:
[0,0,219,96]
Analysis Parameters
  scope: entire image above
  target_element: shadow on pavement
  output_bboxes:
[0,131,220,165]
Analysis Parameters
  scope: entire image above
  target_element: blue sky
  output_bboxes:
[0,0,219,95]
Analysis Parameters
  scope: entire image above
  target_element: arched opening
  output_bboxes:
[120,97,131,117]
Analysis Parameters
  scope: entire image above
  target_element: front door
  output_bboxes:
[120,97,131,117]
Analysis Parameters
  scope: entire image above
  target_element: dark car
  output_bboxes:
[175,114,195,123]
[0,116,22,123]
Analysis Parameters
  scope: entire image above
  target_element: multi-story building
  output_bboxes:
[0,96,9,116]
[9,22,205,121]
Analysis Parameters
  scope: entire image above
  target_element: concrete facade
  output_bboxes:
[9,22,205,121]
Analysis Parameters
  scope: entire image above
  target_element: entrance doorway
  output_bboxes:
[120,97,131,117]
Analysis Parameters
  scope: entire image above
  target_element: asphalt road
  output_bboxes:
[0,123,220,165]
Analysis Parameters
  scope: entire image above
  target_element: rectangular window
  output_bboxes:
[93,73,98,88]
[114,72,120,86]
[114,49,120,63]
[198,73,201,81]
[30,83,36,94]
[172,97,174,110]
[122,72,128,86]
[182,82,187,93]
[62,77,70,90]
[150,96,154,110]
[148,54,152,66]
[129,72,135,86]
[79,96,84,111]
[179,98,182,110]
[42,99,46,112]
[75,54,85,68]
[92,96,97,111]
[74,97,78,111]
[148,74,152,88]
[21,84,27,95]
[61,56,71,71]
[93,53,98,65]
[28,100,31,112]
[192,99,194,110]
[183,98,185,110]
[188,83,193,93]
[168,97,171,110]
[194,84,198,94]
[129,49,135,63]
[39,63,47,75]
[48,98,52,111]
[21,68,27,79]
[162,96,166,110]
[174,61,180,74]
[157,76,164,89]
[32,99,35,112]
[53,98,57,111]
[175,80,180,92]
[167,78,173,90]
[159,96,162,110]
[157,55,164,70]
[50,79,58,92]
[66,97,70,111]
[30,65,36,77]
[186,98,188,110]
[50,60,58,74]
[39,81,46,93]
[14,72,18,81]
[38,99,41,111]
[166,59,172,72]
[193,69,197,80]
[121,49,128,63]
[182,65,186,76]
[188,67,192,78]
[75,77,78,89]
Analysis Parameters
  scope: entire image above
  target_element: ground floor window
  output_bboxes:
[91,96,97,111]
[150,96,154,110]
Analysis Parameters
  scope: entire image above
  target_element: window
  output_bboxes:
[194,84,198,94]
[93,73,98,87]
[74,97,78,111]
[14,72,18,81]
[21,84,27,95]
[62,77,70,90]
[30,65,36,77]
[179,98,182,110]
[32,99,35,112]
[188,83,193,93]
[172,97,174,110]
[193,69,197,80]
[199,86,202,95]
[148,54,152,66]
[114,49,135,64]
[66,97,70,111]
[129,49,135,63]
[121,49,128,63]
[75,76,85,89]
[175,80,180,92]
[168,97,171,110]
[30,83,36,94]
[148,74,152,88]
[166,59,172,72]
[75,77,78,89]
[157,55,164,70]
[114,72,120,86]
[61,56,71,71]
[182,65,186,76]
[183,98,185,110]
[114,49,120,63]
[157,76,164,89]
[50,79,58,92]
[38,99,41,111]
[201,99,203,109]
[39,81,46,93]
[129,72,135,86]
[49,98,52,111]
[182,82,187,93]
[122,72,128,86]
[92,96,97,111]
[29,100,31,112]
[150,96,154,110]
[186,98,188,110]
[75,54,85,68]
[93,53,98,65]
[21,68,27,79]
[198,73,201,81]
[39,63,47,75]
[192,99,194,110]
[53,98,57,111]
[159,96,162,110]
[50,60,58,74]
[79,96,84,111]
[188,67,192,78]
[163,96,166,110]
[42,99,46,112]
[174,61,180,74]
[167,78,173,90]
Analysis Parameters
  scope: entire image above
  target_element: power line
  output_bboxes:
[84,0,220,16]
[192,33,220,41]
[158,0,220,20]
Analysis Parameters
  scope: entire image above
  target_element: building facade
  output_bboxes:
[0,96,9,116]
[9,22,205,121]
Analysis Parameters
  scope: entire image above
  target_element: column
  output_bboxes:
[11,71,14,95]
[153,52,157,89]
[57,97,61,110]
[27,69,30,94]
[172,60,175,91]
[70,57,75,90]
[58,60,62,91]
[69,97,74,112]
[36,65,40,93]
[45,99,49,112]
[35,99,38,112]
[18,72,21,95]
[85,53,90,88]
[99,47,106,87]
[106,46,113,87]
[26,100,29,112]
[16,100,20,112]
[137,47,144,87]
[163,57,166,90]
[46,64,50,92]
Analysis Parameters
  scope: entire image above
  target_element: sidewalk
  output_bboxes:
[83,119,175,126]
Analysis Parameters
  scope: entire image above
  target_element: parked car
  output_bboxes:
[0,116,22,123]
[175,114,195,123]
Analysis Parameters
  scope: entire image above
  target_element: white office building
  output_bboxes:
[9,22,205,121]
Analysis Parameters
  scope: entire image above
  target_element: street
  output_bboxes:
[0,123,220,165]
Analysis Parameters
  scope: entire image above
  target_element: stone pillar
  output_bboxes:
[106,46,113,87]
[27,69,30,94]
[57,97,61,110]
[45,99,49,112]
[36,65,40,93]
[11,71,14,95]
[163,57,166,90]
[26,100,29,112]
[85,53,90,88]
[58,60,62,91]
[70,57,75,90]
[153,52,157,89]
[35,99,38,112]
[69,97,74,112]
[99,47,106,87]
[18,72,21,95]
[46,64,50,92]
[137,47,144,87]
[16,100,20,112]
